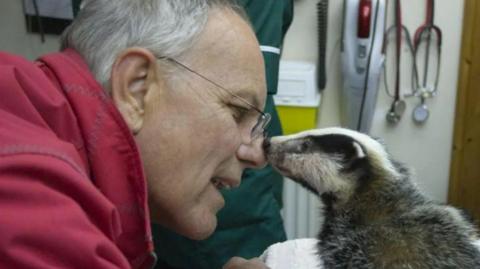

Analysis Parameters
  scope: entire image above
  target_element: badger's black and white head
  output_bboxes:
[264,128,399,201]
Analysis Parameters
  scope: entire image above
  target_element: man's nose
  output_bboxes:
[237,137,268,169]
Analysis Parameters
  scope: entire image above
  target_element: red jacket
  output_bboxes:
[0,49,156,269]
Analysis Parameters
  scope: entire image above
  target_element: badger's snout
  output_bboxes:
[262,136,271,153]
[263,136,283,163]
[263,137,290,176]
[264,135,320,194]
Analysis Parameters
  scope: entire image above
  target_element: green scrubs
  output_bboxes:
[153,1,294,268]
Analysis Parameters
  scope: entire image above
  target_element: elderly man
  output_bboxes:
[153,0,293,268]
[0,1,269,268]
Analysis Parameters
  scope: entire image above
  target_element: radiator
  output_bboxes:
[282,178,323,239]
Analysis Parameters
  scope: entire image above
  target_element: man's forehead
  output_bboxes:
[186,8,253,57]
[182,7,266,109]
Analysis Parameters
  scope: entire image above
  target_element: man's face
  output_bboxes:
[134,9,267,240]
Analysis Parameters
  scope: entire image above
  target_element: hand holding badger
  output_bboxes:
[264,128,480,268]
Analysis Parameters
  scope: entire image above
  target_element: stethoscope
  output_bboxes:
[383,0,442,125]
[383,0,411,124]
[410,0,442,124]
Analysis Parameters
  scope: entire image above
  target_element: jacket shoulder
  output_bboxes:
[0,108,88,177]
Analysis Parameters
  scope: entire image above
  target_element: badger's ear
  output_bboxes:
[352,141,366,159]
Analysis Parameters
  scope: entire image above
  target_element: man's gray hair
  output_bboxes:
[61,0,241,89]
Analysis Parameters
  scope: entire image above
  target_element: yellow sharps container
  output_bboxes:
[275,61,321,135]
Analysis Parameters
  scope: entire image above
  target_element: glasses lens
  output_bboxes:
[251,113,271,140]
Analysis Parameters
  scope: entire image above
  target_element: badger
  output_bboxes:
[264,127,480,268]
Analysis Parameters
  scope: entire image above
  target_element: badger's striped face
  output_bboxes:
[265,128,394,196]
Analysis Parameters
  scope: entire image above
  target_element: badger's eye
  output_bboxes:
[299,140,310,151]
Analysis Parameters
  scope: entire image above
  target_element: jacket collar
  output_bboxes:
[37,48,156,269]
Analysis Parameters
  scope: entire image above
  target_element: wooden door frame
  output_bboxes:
[448,0,478,205]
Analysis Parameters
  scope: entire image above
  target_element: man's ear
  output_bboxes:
[110,47,159,134]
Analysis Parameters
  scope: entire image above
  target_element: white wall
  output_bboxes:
[0,1,60,59]
[282,0,464,203]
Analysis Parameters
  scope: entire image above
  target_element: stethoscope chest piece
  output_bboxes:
[386,99,406,124]
[393,99,406,116]
[412,103,429,124]
[386,111,400,124]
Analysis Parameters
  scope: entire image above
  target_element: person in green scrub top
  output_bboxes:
[152,1,294,268]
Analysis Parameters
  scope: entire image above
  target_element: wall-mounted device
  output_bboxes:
[23,0,79,42]
[275,61,321,135]
[317,0,329,90]
[341,0,386,133]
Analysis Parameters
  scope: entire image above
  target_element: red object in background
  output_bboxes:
[358,0,372,38]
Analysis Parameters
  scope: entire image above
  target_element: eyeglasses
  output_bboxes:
[158,56,271,141]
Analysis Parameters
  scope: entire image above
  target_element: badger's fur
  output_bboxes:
[264,127,480,268]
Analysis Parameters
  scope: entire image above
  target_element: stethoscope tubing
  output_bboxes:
[383,0,442,106]
[412,25,442,99]
[412,0,442,99]
[382,0,410,110]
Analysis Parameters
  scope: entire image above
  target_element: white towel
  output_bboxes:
[261,239,480,269]
[261,238,323,269]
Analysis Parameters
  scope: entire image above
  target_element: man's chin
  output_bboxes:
[183,216,218,240]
